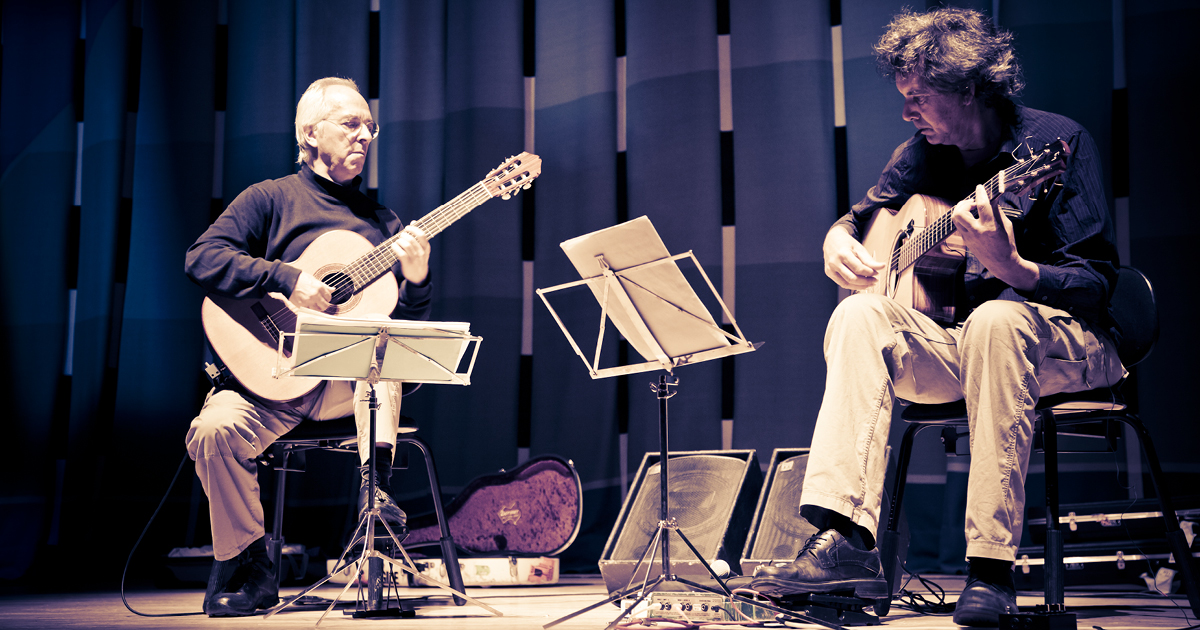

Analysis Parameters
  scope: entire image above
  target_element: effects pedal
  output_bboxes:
[638,592,732,623]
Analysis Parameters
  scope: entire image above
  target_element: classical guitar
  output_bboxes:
[201,152,542,405]
[857,140,1070,324]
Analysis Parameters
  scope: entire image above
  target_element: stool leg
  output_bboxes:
[878,422,925,617]
[400,437,466,606]
[268,451,289,590]
[1118,415,1200,617]
[1041,412,1065,607]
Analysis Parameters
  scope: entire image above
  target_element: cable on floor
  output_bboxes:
[120,451,205,618]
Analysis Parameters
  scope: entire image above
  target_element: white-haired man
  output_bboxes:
[184,77,431,617]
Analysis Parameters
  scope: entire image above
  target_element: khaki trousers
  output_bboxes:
[801,294,1125,561]
[185,380,402,561]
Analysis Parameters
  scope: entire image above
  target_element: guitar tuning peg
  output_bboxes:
[522,183,532,190]
[502,192,512,200]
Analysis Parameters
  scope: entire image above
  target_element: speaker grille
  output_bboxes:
[610,455,746,562]
[750,454,818,561]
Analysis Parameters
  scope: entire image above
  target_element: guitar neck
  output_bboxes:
[341,181,493,289]
[894,167,1012,272]
[411,181,495,240]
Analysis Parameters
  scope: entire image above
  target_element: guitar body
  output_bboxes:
[857,194,967,324]
[851,140,1072,325]
[198,152,542,404]
[201,230,398,405]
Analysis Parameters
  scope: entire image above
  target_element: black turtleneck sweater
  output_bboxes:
[185,164,431,321]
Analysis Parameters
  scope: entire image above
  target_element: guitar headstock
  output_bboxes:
[484,152,542,200]
[1005,138,1071,197]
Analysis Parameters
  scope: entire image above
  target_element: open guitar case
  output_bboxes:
[404,455,583,560]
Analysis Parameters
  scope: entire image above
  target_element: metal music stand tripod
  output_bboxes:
[536,217,844,630]
[261,313,500,625]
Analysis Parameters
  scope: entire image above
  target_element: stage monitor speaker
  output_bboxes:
[740,448,818,576]
[599,450,762,594]
[740,448,905,580]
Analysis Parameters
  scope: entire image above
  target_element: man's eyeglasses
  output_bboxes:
[322,117,379,140]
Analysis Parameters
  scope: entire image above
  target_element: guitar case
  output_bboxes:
[405,455,582,557]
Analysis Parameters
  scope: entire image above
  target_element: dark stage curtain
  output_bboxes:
[2,0,1196,586]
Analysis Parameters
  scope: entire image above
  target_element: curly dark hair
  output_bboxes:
[874,7,1023,122]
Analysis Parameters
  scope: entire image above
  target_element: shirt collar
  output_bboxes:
[302,163,364,201]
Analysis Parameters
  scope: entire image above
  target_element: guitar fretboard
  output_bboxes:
[893,158,1037,273]
[341,182,493,290]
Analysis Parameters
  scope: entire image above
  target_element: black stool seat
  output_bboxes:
[272,415,419,446]
[901,387,1129,424]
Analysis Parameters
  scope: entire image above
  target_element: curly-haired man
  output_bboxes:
[750,8,1124,626]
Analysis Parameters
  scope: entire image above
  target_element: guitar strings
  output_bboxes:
[261,185,485,326]
[257,179,498,331]
[255,156,528,324]
[888,154,1048,271]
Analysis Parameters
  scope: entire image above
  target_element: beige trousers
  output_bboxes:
[801,294,1126,561]
[185,380,401,561]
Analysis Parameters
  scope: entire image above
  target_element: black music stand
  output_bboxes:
[537,217,843,630]
[261,314,500,625]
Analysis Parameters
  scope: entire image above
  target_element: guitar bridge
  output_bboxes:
[250,302,281,344]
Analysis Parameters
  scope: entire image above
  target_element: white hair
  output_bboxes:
[294,77,361,165]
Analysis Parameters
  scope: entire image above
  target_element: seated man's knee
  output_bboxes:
[830,292,892,327]
[186,411,258,462]
[962,301,1037,336]
[959,302,1042,360]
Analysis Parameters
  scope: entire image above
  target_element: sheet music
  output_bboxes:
[560,216,729,362]
[288,311,474,383]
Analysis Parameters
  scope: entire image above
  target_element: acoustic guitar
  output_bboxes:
[201,152,542,405]
[856,140,1070,324]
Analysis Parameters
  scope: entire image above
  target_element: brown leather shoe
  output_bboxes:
[952,576,1018,626]
[750,529,888,599]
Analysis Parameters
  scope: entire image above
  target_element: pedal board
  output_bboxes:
[1000,610,1078,630]
[776,592,881,626]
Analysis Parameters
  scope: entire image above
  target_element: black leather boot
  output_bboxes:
[357,447,407,540]
[201,555,240,615]
[202,537,279,617]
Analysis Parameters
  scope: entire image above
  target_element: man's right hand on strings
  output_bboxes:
[823,225,886,291]
[289,271,334,311]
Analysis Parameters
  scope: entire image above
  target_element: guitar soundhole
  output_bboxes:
[324,272,355,303]
[320,271,362,313]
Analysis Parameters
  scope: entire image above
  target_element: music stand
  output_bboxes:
[262,313,501,625]
[537,217,841,629]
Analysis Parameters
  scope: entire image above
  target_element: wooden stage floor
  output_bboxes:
[0,574,1195,629]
